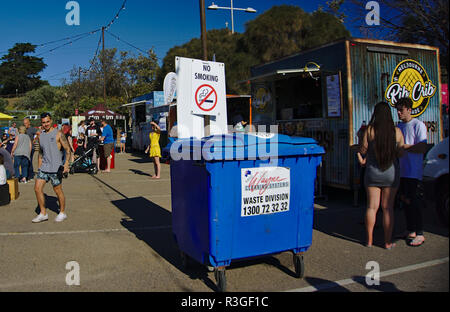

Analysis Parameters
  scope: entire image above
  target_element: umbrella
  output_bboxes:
[0,112,14,120]
[80,103,125,120]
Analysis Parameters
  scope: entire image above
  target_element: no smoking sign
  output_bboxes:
[195,84,217,112]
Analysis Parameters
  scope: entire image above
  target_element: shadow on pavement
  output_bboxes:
[352,276,402,292]
[314,187,448,248]
[303,276,401,292]
[128,169,151,177]
[303,277,350,292]
[111,196,217,291]
[34,194,61,215]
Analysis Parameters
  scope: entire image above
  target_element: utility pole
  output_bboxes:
[78,66,81,115]
[199,0,208,61]
[102,26,106,105]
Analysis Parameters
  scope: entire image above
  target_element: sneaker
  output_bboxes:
[55,212,67,222]
[32,214,48,223]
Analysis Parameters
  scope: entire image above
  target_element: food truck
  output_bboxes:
[246,38,443,201]
[123,91,166,151]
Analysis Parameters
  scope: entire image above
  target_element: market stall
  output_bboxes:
[245,38,443,203]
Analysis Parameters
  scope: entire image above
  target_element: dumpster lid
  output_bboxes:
[167,133,325,160]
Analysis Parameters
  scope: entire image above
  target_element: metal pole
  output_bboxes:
[102,27,106,105]
[199,0,208,61]
[78,67,81,114]
[200,0,210,136]
[230,0,234,34]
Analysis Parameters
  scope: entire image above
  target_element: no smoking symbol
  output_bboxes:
[195,84,217,112]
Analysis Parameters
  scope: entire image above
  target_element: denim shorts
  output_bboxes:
[37,170,62,187]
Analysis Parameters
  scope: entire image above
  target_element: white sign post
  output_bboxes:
[175,56,228,138]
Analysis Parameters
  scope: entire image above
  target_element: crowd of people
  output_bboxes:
[0,118,40,183]
[0,113,163,222]
[0,99,428,248]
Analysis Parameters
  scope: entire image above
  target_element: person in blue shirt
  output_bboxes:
[99,117,114,173]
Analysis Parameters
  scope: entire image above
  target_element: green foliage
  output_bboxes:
[0,43,47,95]
[158,5,350,94]
[158,29,259,94]
[244,5,350,63]
[18,85,65,111]
[0,98,8,111]
[8,4,352,119]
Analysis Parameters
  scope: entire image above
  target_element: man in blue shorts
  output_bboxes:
[32,113,71,223]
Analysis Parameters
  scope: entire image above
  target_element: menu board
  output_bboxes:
[326,73,342,118]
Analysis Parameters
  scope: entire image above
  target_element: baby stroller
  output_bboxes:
[69,142,98,175]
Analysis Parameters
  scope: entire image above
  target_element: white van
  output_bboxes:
[423,137,449,227]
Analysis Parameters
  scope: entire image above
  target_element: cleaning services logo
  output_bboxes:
[385,59,437,117]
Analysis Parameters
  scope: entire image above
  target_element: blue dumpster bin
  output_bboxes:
[170,133,324,291]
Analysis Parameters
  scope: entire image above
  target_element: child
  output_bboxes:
[74,133,86,160]
[120,131,126,153]
[145,121,161,179]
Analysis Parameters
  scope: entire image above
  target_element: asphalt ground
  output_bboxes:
[0,152,448,293]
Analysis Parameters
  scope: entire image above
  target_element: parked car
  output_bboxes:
[423,137,449,227]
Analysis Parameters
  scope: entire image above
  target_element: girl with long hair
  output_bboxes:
[358,102,405,249]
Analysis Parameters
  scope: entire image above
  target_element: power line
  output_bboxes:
[35,29,101,57]
[104,0,127,31]
[105,30,150,55]
[35,29,102,49]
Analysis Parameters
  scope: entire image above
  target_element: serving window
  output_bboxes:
[274,75,323,120]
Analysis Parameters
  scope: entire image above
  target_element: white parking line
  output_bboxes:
[286,257,449,292]
[0,225,172,236]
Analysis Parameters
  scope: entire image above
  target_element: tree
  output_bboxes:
[0,43,47,95]
[328,0,449,81]
[244,5,350,63]
[18,85,65,111]
[158,7,350,94]
[158,29,258,94]
[0,98,8,111]
[59,48,160,116]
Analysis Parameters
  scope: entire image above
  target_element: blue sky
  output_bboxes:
[0,0,366,86]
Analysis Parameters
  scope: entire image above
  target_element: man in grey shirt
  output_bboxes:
[24,117,39,180]
[32,113,71,223]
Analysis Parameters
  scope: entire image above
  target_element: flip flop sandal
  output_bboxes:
[408,236,425,247]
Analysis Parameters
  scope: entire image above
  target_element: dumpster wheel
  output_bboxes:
[214,268,226,292]
[293,254,305,278]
